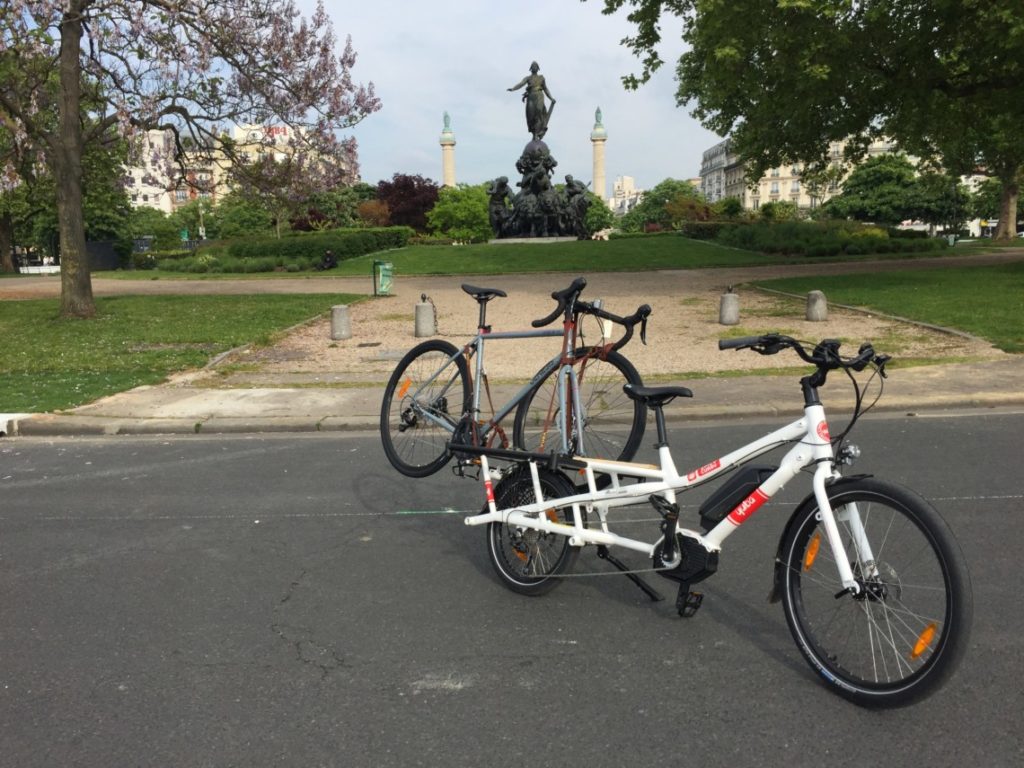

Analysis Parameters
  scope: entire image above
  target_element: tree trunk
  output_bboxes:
[994,174,1020,242]
[55,4,95,318]
[0,210,14,273]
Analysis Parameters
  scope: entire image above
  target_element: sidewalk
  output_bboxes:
[6,356,1024,437]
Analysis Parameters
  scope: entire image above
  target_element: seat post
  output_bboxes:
[652,404,669,448]
[477,298,489,332]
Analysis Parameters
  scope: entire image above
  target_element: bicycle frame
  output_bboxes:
[466,400,869,594]
[404,314,608,456]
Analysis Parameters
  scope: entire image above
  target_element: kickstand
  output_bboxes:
[596,545,664,602]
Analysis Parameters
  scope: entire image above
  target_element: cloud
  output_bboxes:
[316,0,722,190]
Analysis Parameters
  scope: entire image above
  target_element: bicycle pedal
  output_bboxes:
[676,590,703,618]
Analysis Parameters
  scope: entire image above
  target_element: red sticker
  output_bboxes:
[817,421,831,441]
[484,480,494,503]
[727,489,769,525]
[687,459,721,482]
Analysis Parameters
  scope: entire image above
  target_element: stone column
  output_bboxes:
[590,107,608,205]
[440,111,456,188]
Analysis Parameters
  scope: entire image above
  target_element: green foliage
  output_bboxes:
[618,178,701,232]
[595,0,1024,237]
[715,220,948,257]
[712,196,744,219]
[127,206,180,251]
[225,227,412,261]
[823,155,921,226]
[584,192,615,234]
[216,191,275,239]
[426,184,491,243]
[758,200,800,221]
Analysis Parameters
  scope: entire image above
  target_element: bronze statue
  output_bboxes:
[508,62,556,140]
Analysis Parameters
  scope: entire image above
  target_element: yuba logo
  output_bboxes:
[727,489,769,525]
[817,421,831,441]
[687,459,721,482]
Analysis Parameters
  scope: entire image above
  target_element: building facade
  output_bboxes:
[700,137,898,212]
[609,176,643,216]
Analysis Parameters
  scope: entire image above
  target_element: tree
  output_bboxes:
[357,199,390,227]
[594,0,1024,240]
[291,184,377,232]
[913,172,970,234]
[823,155,920,226]
[618,178,700,231]
[426,184,491,243]
[584,192,615,234]
[0,1,380,317]
[377,174,440,232]
[215,191,274,240]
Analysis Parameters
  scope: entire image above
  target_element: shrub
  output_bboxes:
[225,226,413,262]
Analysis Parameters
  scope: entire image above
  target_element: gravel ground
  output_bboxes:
[216,268,1005,384]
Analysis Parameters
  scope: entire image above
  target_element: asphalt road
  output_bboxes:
[1,410,1022,767]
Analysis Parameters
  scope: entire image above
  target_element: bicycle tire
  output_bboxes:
[780,477,972,707]
[380,339,471,478]
[486,466,579,596]
[512,347,645,462]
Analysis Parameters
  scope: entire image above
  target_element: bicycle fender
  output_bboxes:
[767,475,873,604]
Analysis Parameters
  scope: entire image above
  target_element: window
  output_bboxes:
[771,168,780,177]
[176,189,187,201]
[791,180,800,192]
[770,181,780,194]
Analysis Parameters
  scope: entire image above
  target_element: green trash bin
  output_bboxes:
[373,260,393,296]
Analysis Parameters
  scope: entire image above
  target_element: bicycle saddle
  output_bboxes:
[461,284,508,301]
[623,383,693,407]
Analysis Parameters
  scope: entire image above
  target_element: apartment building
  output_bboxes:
[700,137,897,211]
[609,175,644,215]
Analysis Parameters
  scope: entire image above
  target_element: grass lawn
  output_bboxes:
[0,293,361,412]
[754,261,1024,353]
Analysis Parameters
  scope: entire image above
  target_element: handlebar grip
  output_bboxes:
[719,336,762,350]
[533,277,587,327]
[531,306,562,328]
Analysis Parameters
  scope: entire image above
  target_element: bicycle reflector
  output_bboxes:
[398,379,411,398]
[911,622,937,660]
[804,532,821,571]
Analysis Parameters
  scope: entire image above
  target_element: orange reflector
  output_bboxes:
[514,549,528,562]
[803,532,822,571]
[397,378,411,398]
[910,623,937,660]
[545,509,559,523]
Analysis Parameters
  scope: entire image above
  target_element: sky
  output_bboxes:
[311,0,723,193]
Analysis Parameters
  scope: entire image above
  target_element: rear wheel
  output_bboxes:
[780,478,972,707]
[512,348,645,461]
[380,340,470,478]
[486,467,579,596]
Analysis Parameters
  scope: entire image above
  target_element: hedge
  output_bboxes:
[225,227,413,261]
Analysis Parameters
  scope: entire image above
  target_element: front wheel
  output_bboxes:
[486,467,579,596]
[380,339,471,478]
[780,478,972,707]
[512,348,645,461]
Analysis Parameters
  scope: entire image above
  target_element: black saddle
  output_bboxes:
[623,383,693,408]
[461,284,507,302]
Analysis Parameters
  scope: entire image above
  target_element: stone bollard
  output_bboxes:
[719,290,740,325]
[415,294,437,337]
[806,290,828,322]
[330,305,352,340]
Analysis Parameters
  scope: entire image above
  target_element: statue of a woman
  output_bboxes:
[508,62,556,140]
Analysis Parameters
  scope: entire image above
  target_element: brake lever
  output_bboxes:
[875,354,892,378]
[640,316,648,345]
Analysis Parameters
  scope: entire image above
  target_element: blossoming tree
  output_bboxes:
[0,0,380,317]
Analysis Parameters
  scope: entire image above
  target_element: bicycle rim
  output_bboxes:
[486,467,578,595]
[782,484,969,706]
[380,341,469,477]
